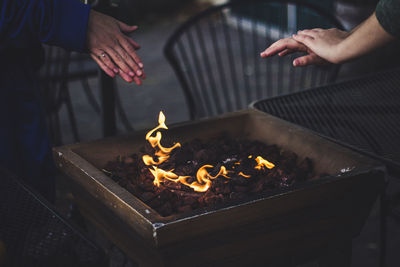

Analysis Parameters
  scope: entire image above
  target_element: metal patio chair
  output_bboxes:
[0,167,106,266]
[164,0,344,119]
[39,46,135,145]
[39,46,99,145]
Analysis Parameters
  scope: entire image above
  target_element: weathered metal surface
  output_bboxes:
[54,110,385,255]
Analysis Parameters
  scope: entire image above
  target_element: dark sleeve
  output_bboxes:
[0,0,91,52]
[376,0,400,38]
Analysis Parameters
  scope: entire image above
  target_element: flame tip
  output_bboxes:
[144,111,276,193]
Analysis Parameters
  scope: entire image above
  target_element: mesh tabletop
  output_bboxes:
[252,68,400,174]
[0,168,106,267]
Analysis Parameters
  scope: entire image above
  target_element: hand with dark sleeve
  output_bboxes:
[260,0,398,67]
[0,0,145,84]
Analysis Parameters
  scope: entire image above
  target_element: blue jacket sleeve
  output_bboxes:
[0,0,91,52]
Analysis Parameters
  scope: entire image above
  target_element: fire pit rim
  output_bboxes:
[153,164,385,226]
[54,109,386,248]
[54,110,386,225]
[56,143,385,227]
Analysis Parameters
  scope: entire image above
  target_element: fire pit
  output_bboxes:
[54,110,384,266]
[103,111,319,217]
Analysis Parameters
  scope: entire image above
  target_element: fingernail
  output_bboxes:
[293,34,297,37]
[113,68,119,73]
[129,71,135,77]
[139,63,144,68]
[136,70,142,76]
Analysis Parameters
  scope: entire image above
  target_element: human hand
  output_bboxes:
[87,10,145,85]
[264,13,395,67]
[260,37,328,66]
[292,28,350,64]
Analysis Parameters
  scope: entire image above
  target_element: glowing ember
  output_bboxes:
[143,111,275,192]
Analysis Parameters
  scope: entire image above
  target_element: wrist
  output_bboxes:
[332,40,347,64]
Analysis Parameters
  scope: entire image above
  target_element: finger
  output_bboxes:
[118,37,144,70]
[92,49,119,74]
[278,48,295,57]
[114,43,142,77]
[105,46,135,77]
[260,39,286,57]
[293,54,322,67]
[118,21,138,33]
[118,69,133,83]
[298,29,321,34]
[133,76,142,86]
[296,30,318,38]
[261,43,287,57]
[90,53,115,78]
[292,33,315,47]
[127,37,141,50]
[268,38,306,53]
[261,38,307,57]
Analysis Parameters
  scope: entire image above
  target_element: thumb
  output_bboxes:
[118,21,138,33]
[293,54,325,67]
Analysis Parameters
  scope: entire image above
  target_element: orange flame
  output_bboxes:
[188,165,228,192]
[255,156,275,170]
[238,172,251,178]
[149,165,228,192]
[145,111,181,157]
[142,111,181,166]
[143,112,275,192]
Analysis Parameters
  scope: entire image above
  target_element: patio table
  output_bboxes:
[252,67,400,176]
[251,67,400,267]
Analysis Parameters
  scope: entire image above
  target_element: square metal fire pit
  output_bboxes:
[54,110,385,266]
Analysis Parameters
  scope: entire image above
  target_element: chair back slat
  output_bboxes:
[208,18,232,112]
[175,40,204,117]
[187,29,216,116]
[220,11,242,112]
[165,0,343,119]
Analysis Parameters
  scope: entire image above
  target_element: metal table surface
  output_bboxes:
[252,67,400,176]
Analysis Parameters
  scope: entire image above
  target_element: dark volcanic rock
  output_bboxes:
[103,136,319,217]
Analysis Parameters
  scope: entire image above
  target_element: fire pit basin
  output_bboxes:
[54,110,384,265]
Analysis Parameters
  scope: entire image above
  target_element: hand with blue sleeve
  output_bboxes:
[0,0,145,84]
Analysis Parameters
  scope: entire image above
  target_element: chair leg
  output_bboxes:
[63,86,80,142]
[114,84,134,131]
[80,78,101,114]
[380,189,387,267]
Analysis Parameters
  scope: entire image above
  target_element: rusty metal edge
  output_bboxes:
[53,109,386,248]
